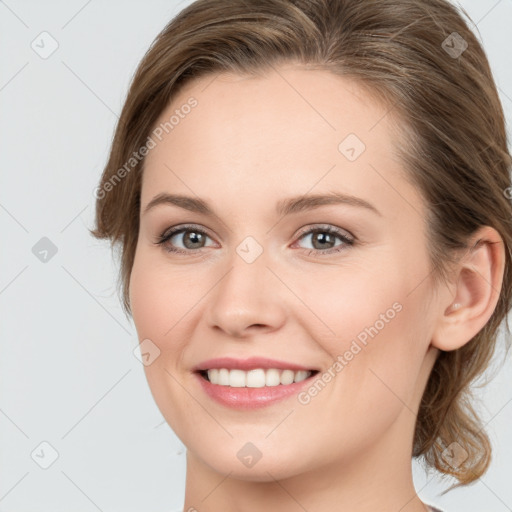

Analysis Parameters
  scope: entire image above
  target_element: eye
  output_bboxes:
[154,224,216,255]
[293,224,355,256]
[154,223,355,256]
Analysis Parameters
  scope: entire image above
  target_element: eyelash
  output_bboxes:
[154,223,355,257]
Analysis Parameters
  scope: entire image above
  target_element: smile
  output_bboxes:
[200,368,314,387]
[193,357,320,409]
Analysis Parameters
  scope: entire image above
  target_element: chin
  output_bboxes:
[188,442,313,482]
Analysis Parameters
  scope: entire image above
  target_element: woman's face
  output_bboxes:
[130,65,442,480]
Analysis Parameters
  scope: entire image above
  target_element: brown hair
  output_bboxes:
[90,0,512,487]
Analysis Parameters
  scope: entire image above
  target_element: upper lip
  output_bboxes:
[193,357,318,372]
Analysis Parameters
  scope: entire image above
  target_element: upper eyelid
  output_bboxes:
[295,224,354,239]
[162,223,215,240]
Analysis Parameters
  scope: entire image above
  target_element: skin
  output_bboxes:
[129,64,505,512]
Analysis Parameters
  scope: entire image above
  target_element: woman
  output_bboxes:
[91,0,512,510]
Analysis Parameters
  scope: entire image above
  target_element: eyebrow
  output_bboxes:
[142,192,381,217]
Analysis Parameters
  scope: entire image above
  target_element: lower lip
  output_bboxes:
[194,372,315,409]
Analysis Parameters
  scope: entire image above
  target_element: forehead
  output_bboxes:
[147,65,395,159]
[141,65,421,219]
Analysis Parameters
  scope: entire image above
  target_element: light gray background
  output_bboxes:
[1,1,511,511]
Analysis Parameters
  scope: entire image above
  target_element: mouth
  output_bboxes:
[197,368,319,387]
[192,358,321,409]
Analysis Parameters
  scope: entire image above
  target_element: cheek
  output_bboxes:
[298,259,430,406]
[290,260,406,349]
[129,253,195,425]
[129,249,210,377]
[292,288,429,464]
[129,250,190,340]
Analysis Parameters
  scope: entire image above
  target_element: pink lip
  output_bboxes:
[193,356,316,372]
[194,372,316,409]
[192,357,319,409]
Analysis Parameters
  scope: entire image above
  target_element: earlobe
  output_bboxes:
[431,226,505,352]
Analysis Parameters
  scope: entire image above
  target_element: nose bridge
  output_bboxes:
[205,239,285,336]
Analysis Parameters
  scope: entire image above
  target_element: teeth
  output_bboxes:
[205,368,313,387]
[294,370,310,383]
[229,369,246,387]
[265,368,281,387]
[218,368,230,385]
[280,369,294,385]
[246,369,265,388]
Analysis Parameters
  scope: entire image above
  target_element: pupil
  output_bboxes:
[185,231,203,248]
[314,232,333,249]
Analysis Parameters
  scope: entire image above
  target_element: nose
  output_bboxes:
[204,248,287,339]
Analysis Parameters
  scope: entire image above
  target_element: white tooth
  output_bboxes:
[218,368,230,385]
[229,369,246,387]
[207,369,219,384]
[246,369,266,388]
[205,368,312,387]
[265,368,281,386]
[280,369,294,385]
[294,370,310,383]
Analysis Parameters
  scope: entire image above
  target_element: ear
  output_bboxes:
[431,226,506,352]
